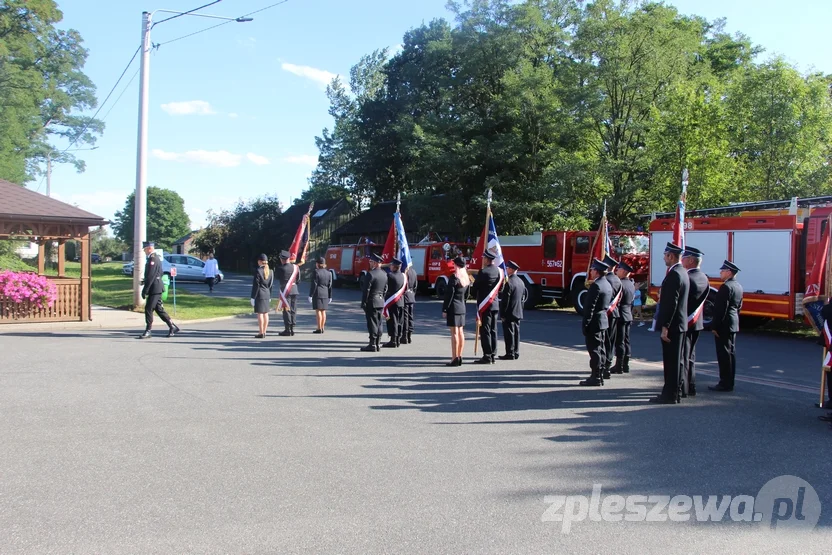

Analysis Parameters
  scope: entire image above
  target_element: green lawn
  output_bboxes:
[42,262,251,321]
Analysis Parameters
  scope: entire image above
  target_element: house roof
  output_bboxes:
[332,200,398,236]
[283,198,347,222]
[0,179,107,225]
[173,231,198,245]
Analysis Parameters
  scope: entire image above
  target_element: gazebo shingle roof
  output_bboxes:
[0,179,107,224]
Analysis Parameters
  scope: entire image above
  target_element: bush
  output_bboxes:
[0,254,35,272]
[0,270,58,308]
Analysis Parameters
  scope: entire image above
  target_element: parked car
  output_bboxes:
[122,254,223,283]
[91,253,101,263]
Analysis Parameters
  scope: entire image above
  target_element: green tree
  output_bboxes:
[0,0,102,183]
[112,187,191,252]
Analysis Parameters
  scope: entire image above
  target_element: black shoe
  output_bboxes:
[254,333,265,339]
[138,330,151,339]
[818,413,832,422]
[360,345,375,352]
[375,344,381,352]
[498,354,515,361]
[279,330,292,337]
[708,384,733,392]
[579,377,602,386]
[689,387,696,397]
[603,371,611,380]
[167,324,180,338]
[474,356,493,365]
[456,358,463,366]
[649,395,677,404]
[313,329,323,334]
[290,329,295,336]
[445,359,457,366]
[382,341,397,348]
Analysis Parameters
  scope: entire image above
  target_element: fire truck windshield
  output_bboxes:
[612,235,649,255]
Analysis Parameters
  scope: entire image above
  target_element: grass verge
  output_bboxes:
[43,262,251,321]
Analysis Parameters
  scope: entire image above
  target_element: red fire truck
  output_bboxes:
[495,230,650,312]
[648,196,832,326]
[325,239,476,294]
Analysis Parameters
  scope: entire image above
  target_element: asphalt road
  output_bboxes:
[1,283,830,553]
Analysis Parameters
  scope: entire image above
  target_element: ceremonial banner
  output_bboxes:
[288,202,313,265]
[474,209,506,322]
[803,214,831,333]
[586,202,611,284]
[382,210,412,318]
[673,169,688,250]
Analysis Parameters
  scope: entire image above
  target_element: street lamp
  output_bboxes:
[46,146,99,198]
[132,9,252,308]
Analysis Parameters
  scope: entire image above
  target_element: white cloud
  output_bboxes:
[282,154,317,167]
[246,153,270,166]
[160,100,216,116]
[280,62,339,89]
[152,149,242,168]
[228,112,238,118]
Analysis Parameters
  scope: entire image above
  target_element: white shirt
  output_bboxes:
[203,258,219,278]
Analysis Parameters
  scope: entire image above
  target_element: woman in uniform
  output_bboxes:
[442,256,470,366]
[310,256,333,333]
[251,253,274,338]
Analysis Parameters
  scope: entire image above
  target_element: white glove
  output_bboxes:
[250,298,255,307]
[308,296,313,303]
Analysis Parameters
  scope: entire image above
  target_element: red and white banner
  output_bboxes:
[276,264,299,311]
[687,297,707,328]
[606,289,622,316]
[382,274,408,319]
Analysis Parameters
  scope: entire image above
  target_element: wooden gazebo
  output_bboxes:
[0,179,108,322]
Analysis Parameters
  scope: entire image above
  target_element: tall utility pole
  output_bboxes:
[132,11,152,308]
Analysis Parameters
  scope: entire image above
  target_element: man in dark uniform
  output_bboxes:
[611,261,635,374]
[275,250,299,336]
[139,241,179,339]
[400,262,418,345]
[602,254,622,379]
[681,246,710,397]
[382,258,406,348]
[650,242,689,404]
[709,260,743,392]
[499,260,526,360]
[361,253,387,352]
[820,299,832,410]
[471,251,502,364]
[580,259,612,386]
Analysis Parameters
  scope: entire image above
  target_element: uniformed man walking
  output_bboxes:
[651,242,689,404]
[681,246,710,397]
[139,241,179,339]
[361,253,387,352]
[275,250,299,336]
[471,251,502,364]
[611,261,635,374]
[580,259,612,386]
[709,260,743,392]
[382,258,406,348]
[400,262,418,344]
[499,260,526,360]
[602,254,622,379]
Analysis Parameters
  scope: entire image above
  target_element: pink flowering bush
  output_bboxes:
[0,271,58,309]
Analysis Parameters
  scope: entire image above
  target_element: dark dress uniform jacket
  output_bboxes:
[657,264,690,334]
[142,253,165,296]
[363,268,387,309]
[687,269,711,332]
[275,262,299,295]
[442,274,468,315]
[385,270,406,307]
[403,267,418,303]
[619,279,635,322]
[499,274,525,321]
[712,278,743,334]
[251,267,274,313]
[604,273,622,317]
[583,278,612,333]
[310,268,332,301]
[471,265,501,312]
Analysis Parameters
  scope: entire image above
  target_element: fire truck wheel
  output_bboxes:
[570,278,587,315]
[523,285,540,310]
[435,278,447,298]
[739,315,771,329]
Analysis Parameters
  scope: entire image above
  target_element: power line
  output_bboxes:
[152,0,223,27]
[101,66,140,122]
[157,0,290,47]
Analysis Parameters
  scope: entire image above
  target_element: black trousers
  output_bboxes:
[144,293,172,330]
[386,305,403,343]
[365,306,382,344]
[586,329,606,374]
[400,303,414,340]
[683,329,700,394]
[715,331,737,388]
[502,318,520,357]
[282,295,297,329]
[660,331,684,400]
[480,310,498,357]
[205,276,216,291]
[604,314,618,368]
[615,320,631,359]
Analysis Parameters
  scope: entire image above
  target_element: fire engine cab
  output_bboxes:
[498,230,649,312]
[325,239,475,294]
[648,196,832,326]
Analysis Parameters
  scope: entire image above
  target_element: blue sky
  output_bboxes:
[43,0,832,231]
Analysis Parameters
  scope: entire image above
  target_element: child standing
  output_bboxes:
[633,283,644,326]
